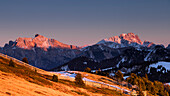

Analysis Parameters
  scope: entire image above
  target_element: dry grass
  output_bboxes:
[0,56,52,86]
[0,54,128,96]
[64,71,131,92]
[57,79,127,96]
[0,71,74,96]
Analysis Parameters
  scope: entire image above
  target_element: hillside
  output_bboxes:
[0,71,72,96]
[0,54,130,96]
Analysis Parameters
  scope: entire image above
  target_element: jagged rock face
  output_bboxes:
[97,33,154,48]
[97,33,143,47]
[119,33,143,45]
[7,34,78,51]
[106,36,121,44]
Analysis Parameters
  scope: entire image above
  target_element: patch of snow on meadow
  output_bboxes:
[52,71,131,93]
[53,71,76,78]
[166,83,170,85]
[123,76,129,80]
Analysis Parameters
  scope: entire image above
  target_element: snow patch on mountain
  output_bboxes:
[149,62,170,72]
[101,67,114,71]
[96,33,155,49]
[144,51,152,61]
[61,65,70,71]
[116,57,126,68]
[83,62,87,65]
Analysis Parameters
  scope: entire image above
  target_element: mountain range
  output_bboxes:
[0,33,169,73]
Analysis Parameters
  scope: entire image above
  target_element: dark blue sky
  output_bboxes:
[0,0,169,46]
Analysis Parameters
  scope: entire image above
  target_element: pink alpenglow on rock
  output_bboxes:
[12,34,79,51]
[97,32,154,48]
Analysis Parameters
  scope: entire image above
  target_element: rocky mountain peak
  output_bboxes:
[119,33,143,45]
[97,33,143,48]
[5,34,79,50]
[35,34,40,37]
[107,36,121,44]
[34,34,48,40]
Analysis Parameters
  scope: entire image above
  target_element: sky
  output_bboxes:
[0,0,170,47]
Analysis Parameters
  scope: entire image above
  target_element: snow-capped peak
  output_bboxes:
[96,33,154,48]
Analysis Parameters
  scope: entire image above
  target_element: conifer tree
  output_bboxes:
[145,73,148,80]
[84,67,91,73]
[9,59,15,67]
[22,57,29,64]
[52,75,58,82]
[115,70,124,81]
[97,68,102,75]
[75,73,85,87]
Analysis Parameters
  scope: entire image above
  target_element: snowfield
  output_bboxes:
[123,76,130,80]
[165,83,170,86]
[52,71,131,93]
[149,61,170,72]
[54,71,77,78]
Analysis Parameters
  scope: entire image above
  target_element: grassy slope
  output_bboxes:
[0,71,74,96]
[0,55,127,96]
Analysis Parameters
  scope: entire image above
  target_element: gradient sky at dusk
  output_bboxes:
[0,0,170,47]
